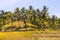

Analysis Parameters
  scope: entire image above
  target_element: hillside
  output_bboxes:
[1,21,37,31]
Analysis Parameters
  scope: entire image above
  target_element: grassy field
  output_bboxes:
[0,31,60,40]
[0,21,60,40]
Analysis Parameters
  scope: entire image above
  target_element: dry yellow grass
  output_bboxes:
[0,21,60,40]
[0,31,60,40]
[2,21,24,29]
[2,21,35,29]
[0,32,31,40]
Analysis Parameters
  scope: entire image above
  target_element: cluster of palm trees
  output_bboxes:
[0,6,60,31]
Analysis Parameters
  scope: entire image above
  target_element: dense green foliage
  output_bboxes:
[0,6,60,31]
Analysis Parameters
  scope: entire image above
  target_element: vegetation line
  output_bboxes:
[0,6,60,32]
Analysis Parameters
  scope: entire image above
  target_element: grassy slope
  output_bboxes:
[2,21,35,29]
[0,31,60,40]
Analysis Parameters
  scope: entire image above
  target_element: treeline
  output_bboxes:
[0,6,60,31]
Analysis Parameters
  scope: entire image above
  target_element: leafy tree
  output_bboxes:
[29,6,34,24]
[51,15,58,29]
[21,7,28,31]
[15,7,20,27]
[1,10,5,25]
[40,6,49,30]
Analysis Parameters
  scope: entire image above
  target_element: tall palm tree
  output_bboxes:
[1,10,5,25]
[29,6,34,24]
[36,9,41,19]
[10,13,14,27]
[36,9,42,30]
[15,7,20,27]
[42,6,49,20]
[32,10,37,24]
[41,6,49,30]
[51,15,58,29]
[21,7,28,31]
[5,11,12,24]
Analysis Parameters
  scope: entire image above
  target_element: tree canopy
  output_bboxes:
[0,6,60,31]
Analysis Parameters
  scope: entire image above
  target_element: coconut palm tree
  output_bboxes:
[29,6,34,24]
[36,9,41,20]
[15,7,20,27]
[5,11,12,24]
[1,10,5,25]
[32,10,37,24]
[41,6,50,30]
[21,7,28,31]
[36,9,42,30]
[51,15,58,29]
